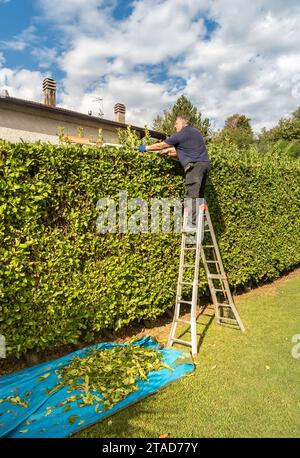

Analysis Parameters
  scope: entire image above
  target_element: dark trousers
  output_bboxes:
[184,161,211,226]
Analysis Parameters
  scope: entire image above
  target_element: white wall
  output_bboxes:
[0,105,120,145]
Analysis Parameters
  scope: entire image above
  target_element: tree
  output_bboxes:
[257,106,300,158]
[258,106,300,143]
[152,95,211,139]
[215,113,254,149]
[292,106,300,120]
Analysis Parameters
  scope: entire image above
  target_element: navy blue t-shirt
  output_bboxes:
[165,125,210,167]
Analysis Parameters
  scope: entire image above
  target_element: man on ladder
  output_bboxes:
[137,116,244,357]
[137,115,211,228]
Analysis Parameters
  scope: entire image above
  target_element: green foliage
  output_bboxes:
[292,106,300,120]
[207,141,300,287]
[258,106,300,157]
[98,129,103,145]
[117,125,141,148]
[0,139,299,357]
[272,139,300,159]
[214,113,254,149]
[47,344,170,412]
[260,118,300,143]
[152,95,211,139]
[225,114,251,130]
[58,127,65,144]
[77,127,84,138]
[0,140,183,357]
[258,130,300,159]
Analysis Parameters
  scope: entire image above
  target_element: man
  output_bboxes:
[138,115,211,227]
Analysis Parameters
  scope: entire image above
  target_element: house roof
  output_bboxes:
[0,95,166,140]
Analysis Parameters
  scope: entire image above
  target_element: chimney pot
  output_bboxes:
[114,103,126,123]
[43,78,56,107]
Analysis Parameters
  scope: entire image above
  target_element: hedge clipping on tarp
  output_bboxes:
[0,139,299,356]
[0,337,195,438]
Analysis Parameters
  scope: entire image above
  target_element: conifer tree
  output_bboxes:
[152,95,211,139]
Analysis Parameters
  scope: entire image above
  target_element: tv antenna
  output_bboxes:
[92,97,104,118]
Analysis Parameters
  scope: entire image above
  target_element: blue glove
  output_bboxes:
[137,145,147,152]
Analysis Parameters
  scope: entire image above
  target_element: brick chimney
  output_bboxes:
[43,78,56,107]
[114,103,126,123]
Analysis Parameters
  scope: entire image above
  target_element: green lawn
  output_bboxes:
[73,270,300,438]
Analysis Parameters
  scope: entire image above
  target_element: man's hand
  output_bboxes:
[164,147,178,160]
[136,143,177,157]
[167,148,177,158]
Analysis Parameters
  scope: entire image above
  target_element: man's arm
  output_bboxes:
[138,129,181,153]
[140,142,178,159]
[144,141,171,151]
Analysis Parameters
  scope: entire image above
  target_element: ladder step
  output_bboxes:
[214,288,225,293]
[207,274,226,279]
[206,260,218,263]
[178,300,193,304]
[217,302,231,307]
[171,338,192,347]
[184,247,197,250]
[218,317,238,323]
[180,282,194,285]
[203,245,214,248]
[183,265,195,268]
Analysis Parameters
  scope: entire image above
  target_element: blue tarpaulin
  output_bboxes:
[0,337,194,438]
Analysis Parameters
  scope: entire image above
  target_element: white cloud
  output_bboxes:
[37,0,211,125]
[0,52,5,66]
[37,0,115,35]
[31,47,58,69]
[3,0,300,132]
[0,26,37,51]
[174,0,300,130]
[52,0,207,83]
[60,73,176,126]
[0,66,47,101]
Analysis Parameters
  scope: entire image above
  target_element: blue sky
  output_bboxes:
[0,0,300,132]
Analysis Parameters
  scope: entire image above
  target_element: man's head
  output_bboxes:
[175,116,191,132]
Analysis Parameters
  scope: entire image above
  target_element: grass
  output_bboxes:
[73,269,300,438]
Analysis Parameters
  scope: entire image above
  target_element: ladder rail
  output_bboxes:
[221,280,245,332]
[168,229,188,346]
[176,234,186,317]
[200,245,221,324]
[204,209,227,277]
[202,206,245,331]
[189,205,205,355]
[201,207,227,323]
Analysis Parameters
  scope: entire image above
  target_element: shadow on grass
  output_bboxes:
[175,303,215,355]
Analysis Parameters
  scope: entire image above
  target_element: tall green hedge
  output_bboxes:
[1,140,299,357]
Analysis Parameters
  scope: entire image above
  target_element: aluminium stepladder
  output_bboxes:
[167,199,245,356]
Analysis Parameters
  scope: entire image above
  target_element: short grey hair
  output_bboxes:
[176,115,191,125]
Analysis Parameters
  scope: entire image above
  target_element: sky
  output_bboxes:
[0,0,300,132]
